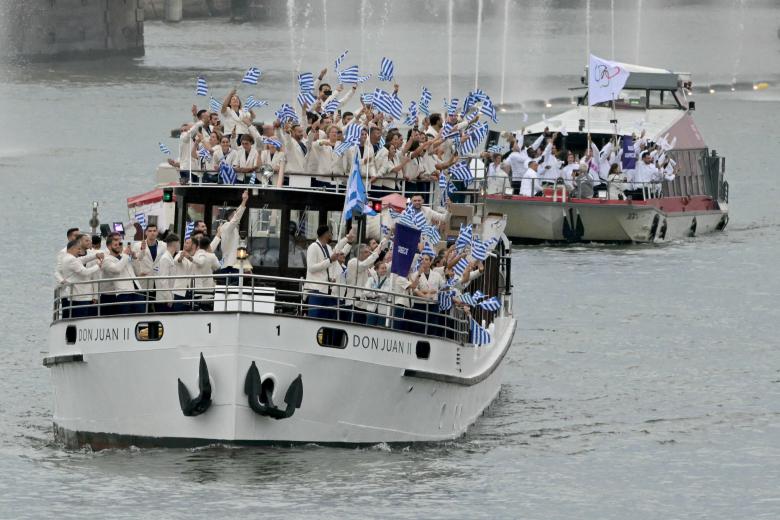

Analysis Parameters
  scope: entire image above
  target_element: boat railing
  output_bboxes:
[53,273,477,345]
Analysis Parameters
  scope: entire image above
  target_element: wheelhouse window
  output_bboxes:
[248,207,281,267]
[289,209,319,268]
[186,203,205,226]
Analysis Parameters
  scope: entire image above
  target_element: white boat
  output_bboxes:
[45,183,516,448]
[485,62,729,243]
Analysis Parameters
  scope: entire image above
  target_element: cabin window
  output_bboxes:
[289,209,319,268]
[65,325,77,344]
[135,321,164,341]
[415,341,431,360]
[186,203,205,228]
[211,204,237,236]
[248,208,281,267]
[316,327,348,349]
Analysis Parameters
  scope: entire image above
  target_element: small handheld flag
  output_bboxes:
[209,97,222,113]
[378,57,394,82]
[195,76,208,96]
[242,67,261,85]
[470,319,491,346]
[159,142,171,155]
[135,212,147,230]
[184,221,195,240]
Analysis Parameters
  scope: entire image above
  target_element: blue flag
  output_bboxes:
[343,153,375,221]
[390,223,422,277]
[621,135,637,170]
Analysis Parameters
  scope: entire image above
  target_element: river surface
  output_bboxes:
[0,1,779,518]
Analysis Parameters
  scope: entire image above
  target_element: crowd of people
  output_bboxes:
[164,62,679,203]
[54,192,489,338]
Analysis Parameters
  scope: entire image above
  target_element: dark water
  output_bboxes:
[1,1,779,518]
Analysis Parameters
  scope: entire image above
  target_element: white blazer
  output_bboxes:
[132,241,163,290]
[60,254,101,302]
[102,254,139,294]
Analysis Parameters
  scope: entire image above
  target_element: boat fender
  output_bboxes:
[177,352,212,417]
[244,361,303,420]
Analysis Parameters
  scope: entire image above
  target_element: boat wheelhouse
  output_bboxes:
[46,183,516,448]
[485,61,729,243]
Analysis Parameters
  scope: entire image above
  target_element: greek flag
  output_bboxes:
[403,101,418,127]
[262,137,283,149]
[438,289,455,311]
[324,98,340,114]
[459,292,480,306]
[248,172,256,185]
[480,97,498,123]
[471,237,496,262]
[298,72,314,93]
[242,67,261,85]
[472,290,486,301]
[488,144,503,154]
[449,161,473,182]
[377,134,385,149]
[420,241,436,258]
[380,224,390,236]
[478,297,501,312]
[419,87,432,116]
[440,122,459,140]
[374,90,403,120]
[343,152,376,220]
[459,136,478,155]
[219,160,236,185]
[209,97,222,113]
[135,212,147,230]
[361,92,374,105]
[455,224,473,252]
[378,57,394,82]
[388,208,400,220]
[334,49,349,71]
[399,205,427,230]
[470,319,491,346]
[334,122,363,156]
[158,142,171,155]
[452,257,469,277]
[469,121,489,144]
[184,221,195,240]
[297,91,317,107]
[438,173,448,201]
[462,89,488,113]
[275,103,299,124]
[195,76,208,96]
[245,96,268,110]
[338,65,369,85]
[445,98,459,116]
[421,224,440,244]
[197,144,212,161]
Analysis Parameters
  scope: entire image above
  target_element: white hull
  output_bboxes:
[486,197,728,243]
[47,313,515,447]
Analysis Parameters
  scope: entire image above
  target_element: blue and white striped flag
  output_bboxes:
[334,122,363,156]
[419,87,432,116]
[377,134,386,149]
[378,57,394,82]
[159,142,171,155]
[242,67,261,85]
[478,297,501,312]
[197,144,212,161]
[462,89,487,113]
[184,221,195,240]
[334,49,349,72]
[404,101,418,127]
[420,241,436,258]
[440,122,459,140]
[488,144,504,155]
[245,96,268,110]
[452,257,470,278]
[470,319,491,346]
[338,65,370,85]
[361,92,374,105]
[472,290,485,300]
[209,96,222,113]
[388,208,400,220]
[449,161,473,182]
[374,89,403,120]
[262,137,283,149]
[298,72,315,93]
[421,224,440,244]
[468,121,489,145]
[459,136,479,155]
[195,76,208,96]
[445,98,459,116]
[399,205,427,230]
[219,160,237,185]
[248,172,256,185]
[297,91,317,108]
[459,292,480,306]
[471,237,496,262]
[380,224,390,236]
[343,152,376,220]
[324,98,340,114]
[455,224,473,252]
[480,97,498,123]
[275,103,299,124]
[135,212,147,230]
[438,289,455,311]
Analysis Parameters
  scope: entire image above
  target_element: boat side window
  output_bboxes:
[288,209,319,268]
[316,327,348,349]
[135,322,164,341]
[248,208,281,267]
[186,203,205,230]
